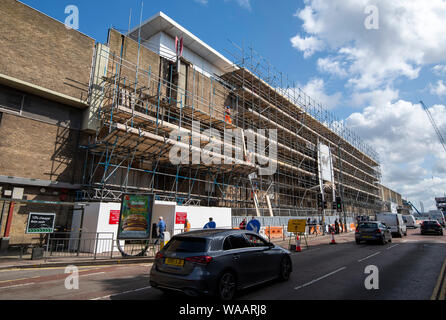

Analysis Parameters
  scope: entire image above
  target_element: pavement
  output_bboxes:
[0,230,354,270]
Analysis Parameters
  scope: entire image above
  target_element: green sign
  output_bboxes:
[117,194,154,240]
[26,213,56,234]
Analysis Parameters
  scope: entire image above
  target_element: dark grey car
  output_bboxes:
[149,229,292,300]
[355,221,392,245]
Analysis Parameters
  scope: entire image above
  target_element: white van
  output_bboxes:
[376,213,407,237]
[402,215,419,229]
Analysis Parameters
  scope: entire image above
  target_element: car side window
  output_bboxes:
[245,233,269,247]
[223,237,232,250]
[226,235,251,249]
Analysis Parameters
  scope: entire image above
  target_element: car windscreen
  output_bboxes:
[423,221,438,225]
[359,222,378,228]
[163,237,208,253]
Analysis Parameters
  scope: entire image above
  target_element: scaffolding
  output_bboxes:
[79,29,381,216]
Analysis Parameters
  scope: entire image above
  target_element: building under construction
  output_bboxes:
[78,12,381,216]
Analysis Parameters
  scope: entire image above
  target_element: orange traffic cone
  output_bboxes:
[330,231,337,245]
[296,234,302,252]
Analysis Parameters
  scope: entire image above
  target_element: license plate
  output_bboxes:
[363,236,373,239]
[165,258,184,267]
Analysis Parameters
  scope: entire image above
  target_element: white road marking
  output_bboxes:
[0,282,35,290]
[80,272,106,277]
[386,244,399,250]
[294,267,346,290]
[90,286,152,300]
[358,251,381,262]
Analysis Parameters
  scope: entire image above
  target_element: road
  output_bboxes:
[0,228,444,300]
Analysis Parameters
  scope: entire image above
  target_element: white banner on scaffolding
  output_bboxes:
[318,143,334,183]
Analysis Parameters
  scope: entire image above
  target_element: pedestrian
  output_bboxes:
[154,216,166,245]
[184,218,191,233]
[204,217,216,229]
[239,218,247,230]
[335,219,340,234]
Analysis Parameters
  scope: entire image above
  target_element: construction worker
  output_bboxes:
[184,218,191,233]
[225,105,232,124]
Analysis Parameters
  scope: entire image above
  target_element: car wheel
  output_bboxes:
[356,239,360,244]
[217,271,236,300]
[278,256,292,281]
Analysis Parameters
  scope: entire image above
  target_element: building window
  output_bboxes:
[0,87,25,115]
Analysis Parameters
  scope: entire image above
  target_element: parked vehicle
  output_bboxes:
[355,221,392,245]
[423,210,446,227]
[420,220,444,236]
[402,215,419,228]
[150,229,292,300]
[375,213,407,237]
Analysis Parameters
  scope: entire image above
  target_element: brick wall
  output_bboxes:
[0,112,83,184]
[0,0,95,101]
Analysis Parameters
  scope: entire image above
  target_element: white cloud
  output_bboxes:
[224,0,252,10]
[429,80,446,98]
[432,64,446,76]
[290,35,324,58]
[350,87,398,108]
[194,0,208,4]
[300,78,342,110]
[291,0,446,90]
[346,99,446,210]
[317,57,348,77]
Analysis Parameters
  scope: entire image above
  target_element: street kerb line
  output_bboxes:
[358,251,381,262]
[0,282,35,290]
[90,286,152,300]
[294,267,347,290]
[386,244,399,250]
[431,258,446,300]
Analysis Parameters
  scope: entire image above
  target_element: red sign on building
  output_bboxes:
[109,210,120,225]
[175,212,187,224]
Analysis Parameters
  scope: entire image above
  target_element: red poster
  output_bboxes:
[175,212,187,224]
[109,210,120,225]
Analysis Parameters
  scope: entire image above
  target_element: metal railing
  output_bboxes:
[43,232,160,261]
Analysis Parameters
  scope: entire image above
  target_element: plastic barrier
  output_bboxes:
[264,226,284,239]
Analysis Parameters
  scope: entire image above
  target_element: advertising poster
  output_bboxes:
[26,213,56,234]
[117,194,154,240]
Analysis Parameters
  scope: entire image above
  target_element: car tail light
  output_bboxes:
[185,255,213,265]
[355,228,360,233]
[155,251,163,259]
[375,229,382,234]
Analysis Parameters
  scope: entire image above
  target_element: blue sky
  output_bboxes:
[19,0,446,210]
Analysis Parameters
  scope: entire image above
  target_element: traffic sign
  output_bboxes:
[246,219,261,233]
[287,219,307,233]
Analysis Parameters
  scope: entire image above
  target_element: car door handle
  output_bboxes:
[232,254,240,261]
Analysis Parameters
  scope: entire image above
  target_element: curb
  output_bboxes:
[0,257,155,271]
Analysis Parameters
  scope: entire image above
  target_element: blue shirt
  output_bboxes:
[204,221,216,229]
[157,220,166,233]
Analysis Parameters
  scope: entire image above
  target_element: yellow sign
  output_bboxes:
[288,219,307,233]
